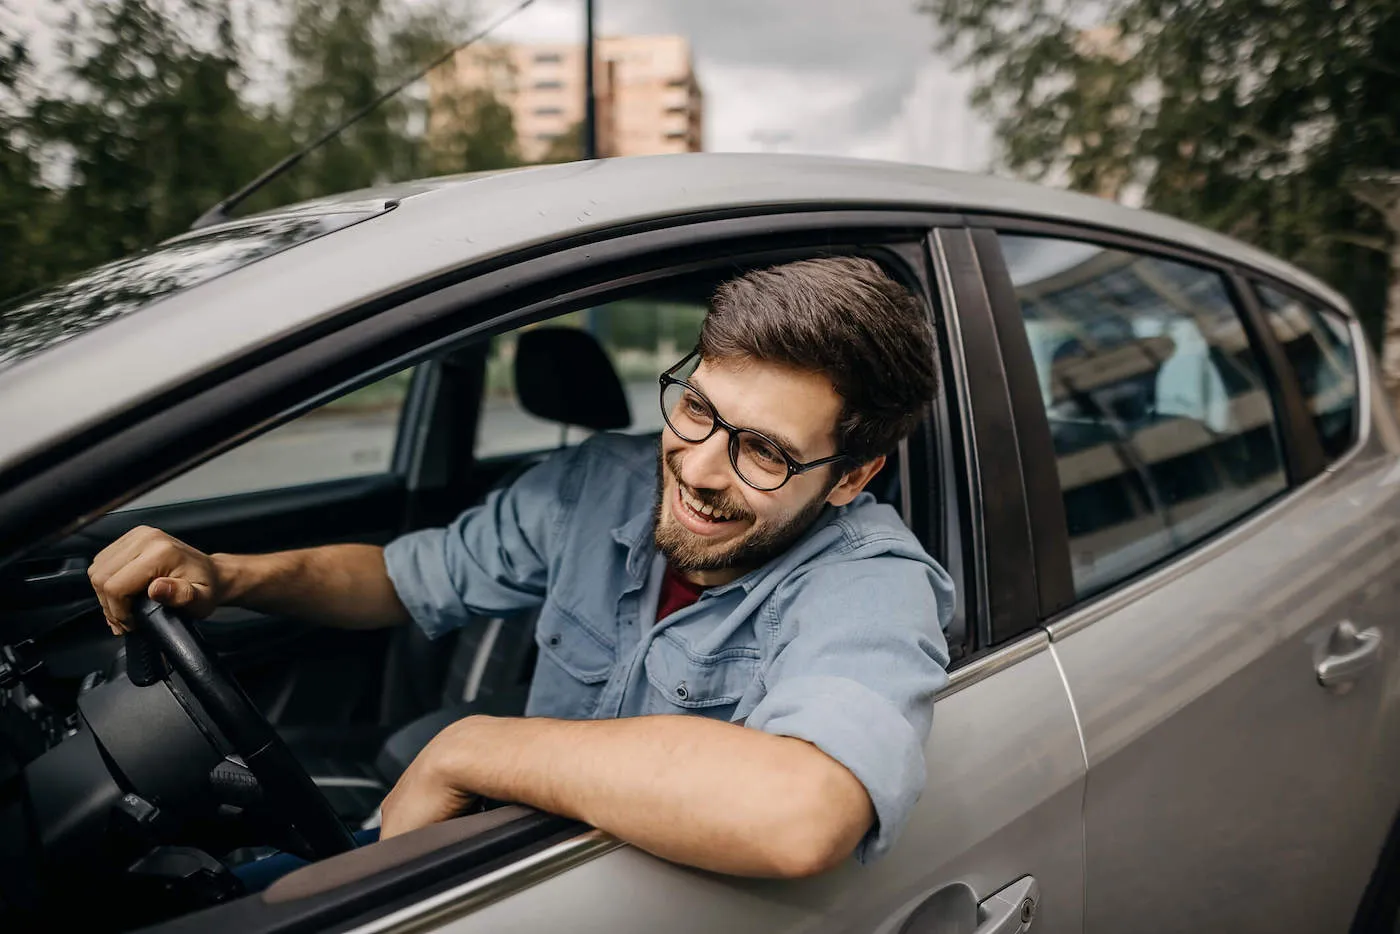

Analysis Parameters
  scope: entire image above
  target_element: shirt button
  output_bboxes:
[675,682,689,700]
[547,635,561,647]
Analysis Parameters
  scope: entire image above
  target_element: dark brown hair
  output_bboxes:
[698,256,940,465]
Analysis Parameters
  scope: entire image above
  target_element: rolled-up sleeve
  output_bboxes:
[745,551,952,864]
[383,446,582,640]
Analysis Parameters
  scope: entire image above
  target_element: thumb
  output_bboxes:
[149,577,198,608]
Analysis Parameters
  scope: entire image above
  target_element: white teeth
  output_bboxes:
[681,487,732,522]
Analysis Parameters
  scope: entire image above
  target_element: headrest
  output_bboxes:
[513,327,632,431]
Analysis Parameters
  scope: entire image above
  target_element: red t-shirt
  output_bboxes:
[655,563,707,623]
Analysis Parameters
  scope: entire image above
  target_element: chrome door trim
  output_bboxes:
[342,830,624,934]
[938,630,1049,700]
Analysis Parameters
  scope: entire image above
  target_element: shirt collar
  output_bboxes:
[611,507,657,582]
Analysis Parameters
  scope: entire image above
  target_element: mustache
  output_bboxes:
[664,450,754,521]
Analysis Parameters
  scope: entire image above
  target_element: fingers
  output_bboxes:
[149,576,205,609]
[87,526,200,633]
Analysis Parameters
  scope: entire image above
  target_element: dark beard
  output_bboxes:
[652,449,832,575]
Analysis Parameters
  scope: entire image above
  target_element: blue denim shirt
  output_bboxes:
[383,433,953,863]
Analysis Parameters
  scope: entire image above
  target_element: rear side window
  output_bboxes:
[998,234,1288,597]
[1253,282,1359,462]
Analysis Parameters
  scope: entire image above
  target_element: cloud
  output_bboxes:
[488,0,991,164]
[8,0,996,171]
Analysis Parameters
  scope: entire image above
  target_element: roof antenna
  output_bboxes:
[190,0,539,231]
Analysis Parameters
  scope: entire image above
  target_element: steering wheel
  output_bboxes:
[125,596,355,860]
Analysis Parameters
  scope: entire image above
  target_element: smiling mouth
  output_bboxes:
[678,484,739,522]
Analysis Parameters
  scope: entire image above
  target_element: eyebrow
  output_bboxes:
[687,375,807,459]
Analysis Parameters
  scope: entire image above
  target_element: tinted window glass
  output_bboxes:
[1254,283,1359,461]
[0,208,385,372]
[999,234,1288,597]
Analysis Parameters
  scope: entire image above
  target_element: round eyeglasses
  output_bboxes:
[658,353,847,492]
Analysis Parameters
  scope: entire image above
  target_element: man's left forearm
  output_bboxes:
[380,714,873,878]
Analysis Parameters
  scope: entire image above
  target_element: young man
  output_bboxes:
[88,256,954,879]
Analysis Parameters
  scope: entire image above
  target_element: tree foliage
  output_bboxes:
[918,0,1400,350]
[0,0,522,305]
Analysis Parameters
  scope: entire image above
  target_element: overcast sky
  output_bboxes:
[489,0,994,168]
[6,0,996,171]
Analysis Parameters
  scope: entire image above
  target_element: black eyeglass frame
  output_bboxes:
[658,351,849,491]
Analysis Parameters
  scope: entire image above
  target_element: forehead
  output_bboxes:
[689,357,841,450]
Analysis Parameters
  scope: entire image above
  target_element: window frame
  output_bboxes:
[1247,274,1364,466]
[967,215,1333,619]
[451,236,968,631]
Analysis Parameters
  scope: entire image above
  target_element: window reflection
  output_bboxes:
[0,210,383,372]
[1001,235,1288,597]
[1254,283,1358,462]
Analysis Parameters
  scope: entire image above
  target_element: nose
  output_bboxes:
[680,431,734,491]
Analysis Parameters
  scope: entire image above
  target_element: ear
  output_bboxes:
[824,454,886,508]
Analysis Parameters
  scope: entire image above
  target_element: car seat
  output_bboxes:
[288,326,632,822]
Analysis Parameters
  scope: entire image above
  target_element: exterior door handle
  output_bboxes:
[897,875,1039,934]
[974,877,1039,934]
[1316,620,1383,690]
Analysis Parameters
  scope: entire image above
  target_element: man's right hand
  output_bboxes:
[88,526,225,634]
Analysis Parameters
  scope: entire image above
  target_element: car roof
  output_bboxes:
[0,152,1350,475]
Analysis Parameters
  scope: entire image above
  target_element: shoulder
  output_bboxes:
[774,495,954,628]
[572,431,658,480]
[827,493,930,560]
[543,432,658,524]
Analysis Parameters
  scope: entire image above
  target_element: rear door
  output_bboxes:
[980,223,1400,933]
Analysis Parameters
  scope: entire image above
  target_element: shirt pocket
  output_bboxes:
[644,634,760,710]
[534,604,615,685]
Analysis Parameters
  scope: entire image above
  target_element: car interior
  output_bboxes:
[0,251,946,931]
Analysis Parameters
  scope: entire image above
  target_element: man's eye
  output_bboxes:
[747,438,785,465]
[683,396,708,417]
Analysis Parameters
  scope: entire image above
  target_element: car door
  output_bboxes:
[978,223,1400,934]
[334,225,1088,934]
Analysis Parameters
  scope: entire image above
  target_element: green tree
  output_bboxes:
[25,0,284,273]
[918,0,1400,398]
[537,120,583,164]
[280,0,518,195]
[427,83,520,174]
[0,15,55,300]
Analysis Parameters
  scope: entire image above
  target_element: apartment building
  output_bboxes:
[433,35,704,162]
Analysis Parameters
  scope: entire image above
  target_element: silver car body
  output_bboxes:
[2,154,1397,934]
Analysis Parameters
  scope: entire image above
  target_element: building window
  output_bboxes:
[534,107,564,117]
[534,80,563,90]
[534,52,562,64]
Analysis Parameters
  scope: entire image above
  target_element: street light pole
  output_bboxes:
[583,0,597,159]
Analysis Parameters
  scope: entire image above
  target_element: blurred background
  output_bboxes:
[1,0,1398,400]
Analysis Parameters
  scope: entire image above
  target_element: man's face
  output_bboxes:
[654,356,857,586]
